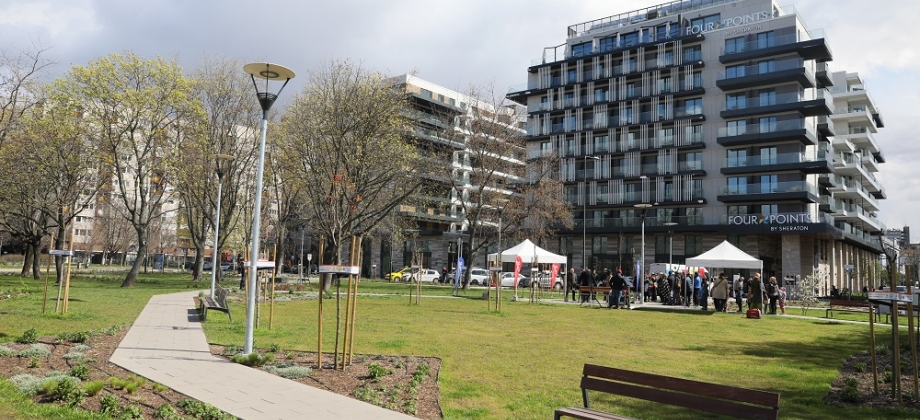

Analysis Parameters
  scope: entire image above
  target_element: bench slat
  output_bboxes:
[583,364,780,407]
[581,377,778,420]
[555,406,630,420]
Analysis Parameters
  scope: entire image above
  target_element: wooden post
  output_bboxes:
[342,236,356,369]
[269,243,277,330]
[317,236,325,369]
[42,235,53,314]
[870,301,879,396]
[62,231,75,313]
[892,302,902,402]
[347,236,362,366]
[906,282,919,399]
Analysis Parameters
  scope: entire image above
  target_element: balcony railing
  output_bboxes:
[723,150,827,168]
[719,181,817,196]
[716,58,813,81]
[717,118,815,138]
[720,29,826,56]
[580,214,706,229]
[721,91,829,112]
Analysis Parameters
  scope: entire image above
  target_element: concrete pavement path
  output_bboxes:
[110,290,416,420]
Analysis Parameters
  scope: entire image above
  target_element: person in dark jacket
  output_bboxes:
[609,269,628,309]
[578,268,593,303]
[567,268,577,301]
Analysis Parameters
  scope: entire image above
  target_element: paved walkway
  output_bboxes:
[110,291,416,420]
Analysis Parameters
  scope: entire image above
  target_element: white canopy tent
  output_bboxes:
[487,239,567,264]
[686,240,763,271]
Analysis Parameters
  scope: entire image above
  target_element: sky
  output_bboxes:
[2,0,918,240]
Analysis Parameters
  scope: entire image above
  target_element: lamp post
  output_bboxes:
[209,153,234,297]
[243,62,294,355]
[635,202,652,305]
[664,222,677,270]
[581,156,600,270]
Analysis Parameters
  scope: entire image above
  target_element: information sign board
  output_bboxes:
[49,250,73,256]
[318,265,360,275]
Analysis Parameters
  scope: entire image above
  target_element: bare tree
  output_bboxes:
[89,195,135,265]
[56,52,196,287]
[0,42,54,149]
[277,60,427,290]
[175,56,261,281]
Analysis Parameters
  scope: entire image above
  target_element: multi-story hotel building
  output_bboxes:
[507,0,887,292]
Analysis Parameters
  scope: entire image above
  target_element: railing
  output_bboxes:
[720,29,826,56]
[723,150,827,168]
[580,214,706,229]
[717,118,816,138]
[721,90,830,111]
[716,58,813,80]
[719,180,817,196]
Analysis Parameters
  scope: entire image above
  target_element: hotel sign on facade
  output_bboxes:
[728,213,816,232]
[685,11,772,35]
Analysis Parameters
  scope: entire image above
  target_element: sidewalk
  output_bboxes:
[110,291,416,420]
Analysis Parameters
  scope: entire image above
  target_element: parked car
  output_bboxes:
[386,267,413,282]
[402,269,441,283]
[188,262,232,272]
[499,272,529,288]
[444,268,490,286]
[530,271,564,289]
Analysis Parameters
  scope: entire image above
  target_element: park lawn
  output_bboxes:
[203,292,915,420]
[0,272,201,341]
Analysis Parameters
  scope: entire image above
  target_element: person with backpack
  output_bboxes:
[766,276,780,315]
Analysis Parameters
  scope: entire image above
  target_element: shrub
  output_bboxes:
[232,352,274,367]
[177,399,236,420]
[17,343,51,358]
[71,344,91,352]
[152,382,169,392]
[56,331,90,344]
[11,374,43,395]
[0,345,14,357]
[367,363,393,381]
[83,380,105,396]
[28,358,41,368]
[262,364,311,379]
[42,376,85,408]
[840,383,860,403]
[70,364,89,381]
[268,343,281,353]
[63,352,85,361]
[18,328,39,344]
[854,362,867,373]
[99,394,120,416]
[122,405,143,419]
[155,403,183,420]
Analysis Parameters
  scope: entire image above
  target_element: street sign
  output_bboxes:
[318,265,359,275]
[844,264,854,270]
[489,266,502,272]
[868,292,913,303]
[49,250,73,256]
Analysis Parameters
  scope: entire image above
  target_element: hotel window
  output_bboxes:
[726,120,747,136]
[560,238,572,255]
[659,127,674,145]
[725,37,745,54]
[600,36,616,52]
[564,92,574,107]
[594,87,609,103]
[757,60,775,74]
[758,116,777,133]
[728,177,748,194]
[682,98,702,115]
[726,92,746,110]
[596,62,605,78]
[658,76,672,93]
[683,45,702,62]
[626,57,637,73]
[685,235,704,256]
[656,25,668,40]
[725,64,745,79]
[420,89,433,99]
[690,14,721,31]
[539,141,552,156]
[657,103,667,120]
[592,236,608,254]
[756,31,775,49]
[621,32,639,47]
[682,151,702,170]
[655,236,668,255]
[567,69,577,84]
[625,82,636,98]
[686,124,703,142]
[686,207,703,225]
[571,41,591,57]
[564,137,575,155]
[760,174,778,193]
[759,146,777,165]
[759,204,778,215]
[758,89,776,106]
[597,184,609,204]
[727,149,747,167]
[564,185,578,204]
[727,235,747,250]
[594,135,609,153]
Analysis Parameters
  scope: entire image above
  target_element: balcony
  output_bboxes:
[721,150,832,175]
[580,214,706,230]
[716,118,817,147]
[721,91,832,119]
[716,59,815,91]
[717,181,819,203]
[839,128,881,154]
[719,29,831,63]
[815,62,833,87]
[831,106,878,132]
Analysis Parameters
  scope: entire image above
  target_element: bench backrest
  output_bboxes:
[215,284,230,308]
[580,364,779,420]
[828,299,869,307]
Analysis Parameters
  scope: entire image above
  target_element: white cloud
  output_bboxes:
[0,1,99,38]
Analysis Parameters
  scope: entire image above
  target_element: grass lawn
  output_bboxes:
[203,282,916,420]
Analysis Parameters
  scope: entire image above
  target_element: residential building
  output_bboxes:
[508,0,888,293]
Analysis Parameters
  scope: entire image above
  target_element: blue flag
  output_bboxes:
[455,257,465,286]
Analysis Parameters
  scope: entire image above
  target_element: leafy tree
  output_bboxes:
[56,52,197,287]
[277,60,426,290]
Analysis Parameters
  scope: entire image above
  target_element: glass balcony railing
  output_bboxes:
[717,58,813,81]
[580,213,706,229]
[717,118,816,138]
[719,181,817,196]
[722,150,828,168]
[720,29,826,56]
[721,91,829,112]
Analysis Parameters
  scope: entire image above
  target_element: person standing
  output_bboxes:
[693,272,702,306]
[578,267,592,303]
[779,286,787,315]
[711,273,730,312]
[670,271,681,306]
[748,273,765,312]
[699,275,710,310]
[609,269,628,309]
[567,268,577,301]
[684,272,693,307]
[766,276,780,315]
[734,276,745,313]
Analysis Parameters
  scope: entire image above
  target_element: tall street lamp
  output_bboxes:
[210,153,234,297]
[664,222,678,270]
[581,156,600,270]
[243,62,294,355]
[635,202,652,304]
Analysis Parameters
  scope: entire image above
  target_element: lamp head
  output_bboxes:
[243,63,295,113]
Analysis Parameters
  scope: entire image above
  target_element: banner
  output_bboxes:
[513,256,523,290]
[551,263,560,285]
[454,257,464,286]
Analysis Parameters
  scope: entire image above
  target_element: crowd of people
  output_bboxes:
[565,267,787,315]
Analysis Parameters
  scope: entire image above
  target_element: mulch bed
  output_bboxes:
[825,348,920,411]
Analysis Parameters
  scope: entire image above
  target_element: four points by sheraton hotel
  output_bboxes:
[506,0,887,293]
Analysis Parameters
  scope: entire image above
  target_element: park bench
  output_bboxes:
[199,284,231,321]
[578,286,611,307]
[825,299,875,319]
[555,364,780,420]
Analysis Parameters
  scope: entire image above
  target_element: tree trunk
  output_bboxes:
[191,246,204,281]
[122,238,147,288]
[54,227,66,285]
[30,242,42,280]
[20,244,32,277]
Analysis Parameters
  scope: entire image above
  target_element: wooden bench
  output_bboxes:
[555,364,780,420]
[199,284,231,321]
[578,286,611,307]
[825,299,874,319]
